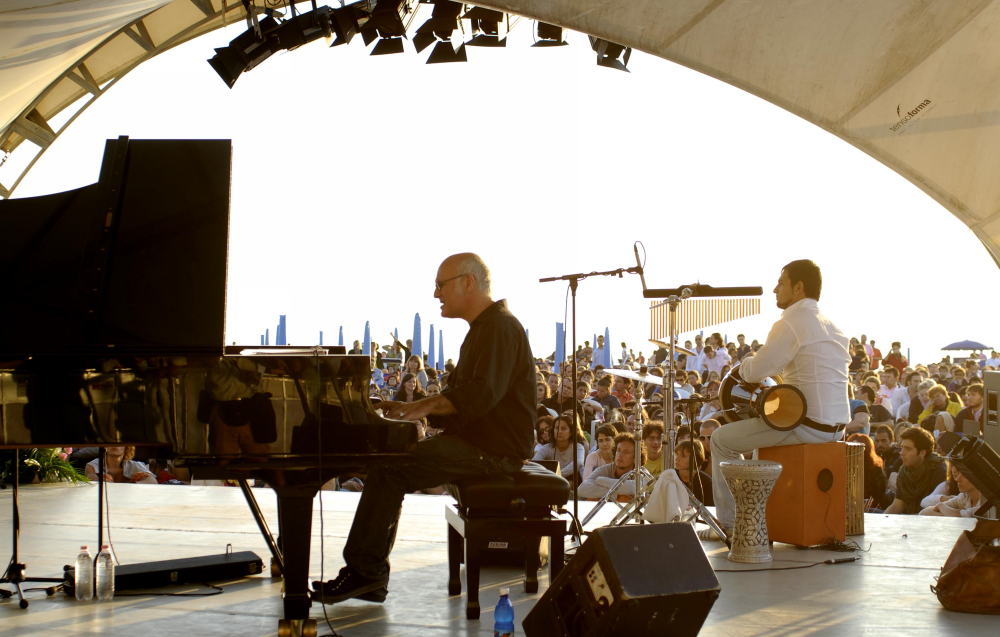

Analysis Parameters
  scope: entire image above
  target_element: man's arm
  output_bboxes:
[739,319,799,383]
[578,465,614,499]
[846,412,869,434]
[884,498,905,514]
[381,395,458,422]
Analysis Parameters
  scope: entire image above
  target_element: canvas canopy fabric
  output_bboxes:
[3,0,1000,267]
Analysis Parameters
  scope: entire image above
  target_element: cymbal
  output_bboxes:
[649,339,697,357]
[603,367,664,386]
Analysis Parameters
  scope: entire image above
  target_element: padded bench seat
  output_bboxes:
[447,461,570,619]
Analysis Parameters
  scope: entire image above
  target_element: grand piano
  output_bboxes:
[0,137,418,636]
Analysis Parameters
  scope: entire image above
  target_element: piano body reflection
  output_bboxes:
[0,137,417,636]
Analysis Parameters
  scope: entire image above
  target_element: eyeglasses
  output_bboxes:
[698,435,711,441]
[434,273,466,292]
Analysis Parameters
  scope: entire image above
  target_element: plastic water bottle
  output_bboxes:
[74,546,93,601]
[95,545,114,600]
[494,587,514,637]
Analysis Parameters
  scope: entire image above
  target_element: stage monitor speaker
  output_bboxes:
[522,524,720,637]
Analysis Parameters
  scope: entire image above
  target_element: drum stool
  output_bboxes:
[447,462,569,619]
[720,460,783,563]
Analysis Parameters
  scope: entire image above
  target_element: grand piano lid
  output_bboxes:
[0,137,231,357]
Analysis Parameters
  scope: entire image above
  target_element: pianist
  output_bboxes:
[313,253,536,604]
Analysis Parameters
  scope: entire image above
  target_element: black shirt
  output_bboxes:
[431,300,535,460]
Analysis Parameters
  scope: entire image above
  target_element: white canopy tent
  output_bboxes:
[3,0,1000,266]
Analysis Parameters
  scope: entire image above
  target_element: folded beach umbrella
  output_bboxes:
[605,327,612,368]
[412,313,422,364]
[362,321,371,356]
[428,323,436,371]
[554,323,565,374]
[338,326,344,347]
[438,330,444,370]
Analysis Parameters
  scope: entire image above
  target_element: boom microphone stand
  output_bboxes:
[539,262,644,541]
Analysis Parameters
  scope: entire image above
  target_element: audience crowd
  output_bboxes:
[50,332,995,522]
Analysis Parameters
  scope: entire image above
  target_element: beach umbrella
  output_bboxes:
[319,331,323,346]
[942,340,992,351]
[362,321,371,356]
[554,323,564,373]
[438,330,443,370]
[591,333,598,369]
[412,313,422,364]
[604,327,612,368]
[428,323,436,371]
[338,326,344,347]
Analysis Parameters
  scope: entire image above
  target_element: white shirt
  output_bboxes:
[532,442,587,479]
[740,298,851,432]
[578,462,636,499]
[690,346,705,375]
[986,357,1000,368]
[701,354,727,375]
[878,384,902,407]
[889,386,911,414]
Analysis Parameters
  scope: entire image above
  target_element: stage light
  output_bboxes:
[462,6,521,47]
[361,0,421,56]
[532,21,568,47]
[208,5,336,88]
[413,0,466,63]
[588,35,632,72]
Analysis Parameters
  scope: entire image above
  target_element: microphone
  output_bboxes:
[633,245,647,291]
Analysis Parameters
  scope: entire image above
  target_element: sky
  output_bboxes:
[7,17,1000,366]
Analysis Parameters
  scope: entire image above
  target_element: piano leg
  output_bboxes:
[238,479,283,575]
[273,487,318,635]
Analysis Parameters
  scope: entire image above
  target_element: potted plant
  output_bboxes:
[0,448,90,485]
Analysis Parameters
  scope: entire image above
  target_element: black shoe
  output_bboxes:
[311,580,388,603]
[311,567,387,605]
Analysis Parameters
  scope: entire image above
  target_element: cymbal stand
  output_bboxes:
[578,467,654,528]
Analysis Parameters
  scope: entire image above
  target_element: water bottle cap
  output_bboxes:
[80,546,88,550]
[101,544,109,549]
[500,587,509,596]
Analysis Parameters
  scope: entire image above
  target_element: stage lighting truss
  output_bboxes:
[362,0,423,55]
[208,1,342,88]
[588,35,632,72]
[462,6,522,47]
[532,21,568,47]
[412,1,466,63]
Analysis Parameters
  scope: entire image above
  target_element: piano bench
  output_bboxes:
[446,462,569,620]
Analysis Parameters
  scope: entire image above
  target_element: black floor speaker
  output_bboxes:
[523,524,720,637]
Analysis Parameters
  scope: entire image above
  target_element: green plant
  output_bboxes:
[0,448,90,485]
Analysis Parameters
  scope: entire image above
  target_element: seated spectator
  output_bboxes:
[934,412,957,435]
[857,385,893,427]
[593,376,623,413]
[884,428,947,514]
[426,381,441,396]
[873,424,900,479]
[674,439,713,505]
[920,467,983,517]
[578,433,646,501]
[583,424,617,479]
[403,355,429,389]
[954,384,985,435]
[907,379,936,423]
[536,382,552,420]
[847,433,885,505]
[393,373,426,403]
[544,378,586,425]
[697,380,723,421]
[686,370,703,394]
[847,385,871,436]
[532,412,588,484]
[642,422,665,478]
[696,419,720,475]
[674,425,692,444]
[534,415,555,454]
[920,462,961,509]
[916,384,962,423]
[947,367,969,393]
[611,375,634,406]
[700,346,727,376]
[86,447,156,484]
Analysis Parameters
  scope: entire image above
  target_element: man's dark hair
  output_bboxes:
[906,371,921,384]
[595,424,617,440]
[968,383,984,397]
[615,376,632,388]
[901,426,934,459]
[642,421,664,440]
[857,385,876,402]
[882,366,899,378]
[737,334,745,338]
[597,376,613,389]
[874,424,894,441]
[892,341,901,347]
[444,362,455,373]
[676,425,691,440]
[612,432,647,466]
[781,259,822,301]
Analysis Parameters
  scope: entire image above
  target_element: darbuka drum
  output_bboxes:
[846,442,864,536]
[720,460,783,563]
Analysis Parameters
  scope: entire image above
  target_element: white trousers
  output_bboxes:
[710,417,836,530]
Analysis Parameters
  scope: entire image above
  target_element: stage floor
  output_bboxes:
[0,483,993,636]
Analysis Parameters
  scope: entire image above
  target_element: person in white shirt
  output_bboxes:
[582,425,617,479]
[920,467,983,517]
[700,346,728,376]
[706,260,850,540]
[878,367,903,405]
[690,334,706,377]
[986,350,1000,369]
[578,433,646,500]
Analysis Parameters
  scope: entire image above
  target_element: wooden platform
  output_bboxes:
[0,483,994,636]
